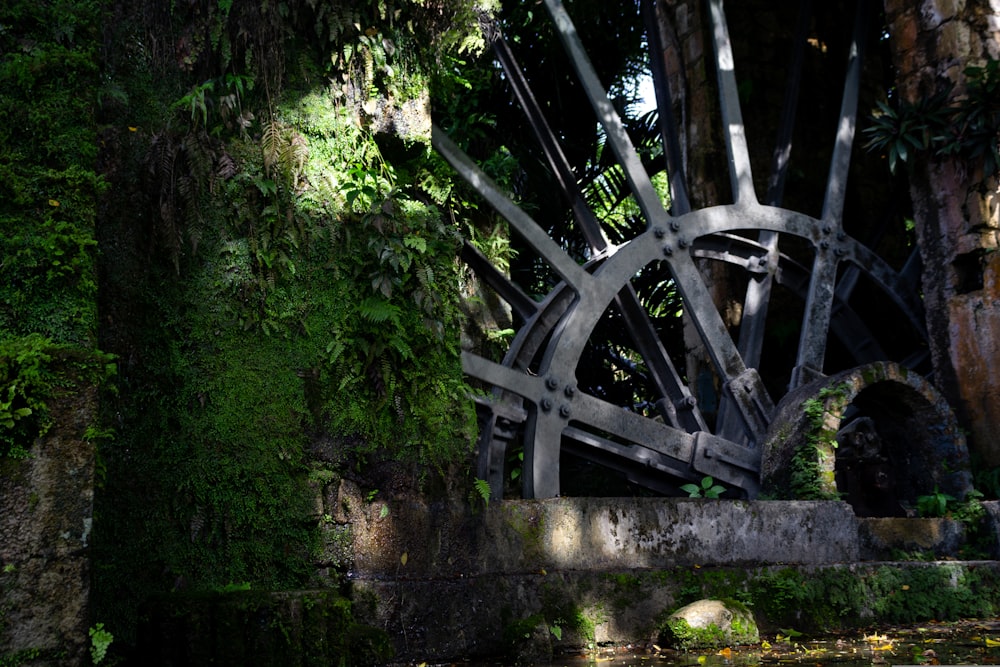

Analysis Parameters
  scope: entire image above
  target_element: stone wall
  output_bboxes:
[133,485,1000,664]
[0,388,98,665]
[338,492,1000,662]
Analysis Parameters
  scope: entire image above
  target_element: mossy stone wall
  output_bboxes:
[0,388,99,665]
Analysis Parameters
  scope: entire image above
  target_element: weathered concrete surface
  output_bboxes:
[345,495,861,577]
[339,496,1000,663]
[0,389,97,666]
[134,492,1000,664]
[858,517,967,560]
[342,496,999,580]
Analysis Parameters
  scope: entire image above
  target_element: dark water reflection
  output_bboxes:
[465,620,1000,667]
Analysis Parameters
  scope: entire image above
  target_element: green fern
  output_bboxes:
[473,478,491,506]
[262,120,283,176]
[358,296,400,325]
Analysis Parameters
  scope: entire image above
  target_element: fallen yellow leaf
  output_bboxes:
[718,647,732,657]
[985,637,1000,647]
[48,199,59,207]
[761,640,772,650]
[128,126,138,132]
[400,552,408,566]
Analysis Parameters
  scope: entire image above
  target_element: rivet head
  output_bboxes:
[545,376,559,390]
[663,244,674,257]
[559,404,572,418]
[670,221,681,232]
[677,238,689,249]
[541,398,553,412]
[654,227,665,239]
[676,395,697,409]
[564,385,576,398]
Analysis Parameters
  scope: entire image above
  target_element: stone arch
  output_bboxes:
[760,361,973,516]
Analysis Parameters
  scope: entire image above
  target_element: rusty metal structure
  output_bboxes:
[433,0,956,501]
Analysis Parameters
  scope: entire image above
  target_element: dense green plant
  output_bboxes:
[91,0,498,649]
[864,59,1000,176]
[0,0,104,345]
[0,335,115,462]
[917,485,957,518]
[88,623,113,665]
[0,336,57,461]
[0,648,41,667]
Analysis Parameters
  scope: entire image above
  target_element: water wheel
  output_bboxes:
[434,0,971,505]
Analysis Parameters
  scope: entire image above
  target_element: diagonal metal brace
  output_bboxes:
[720,367,775,446]
[690,431,761,498]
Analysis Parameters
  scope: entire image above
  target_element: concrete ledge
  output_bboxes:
[136,498,1000,664]
[339,498,1000,662]
[347,498,864,579]
[859,517,968,559]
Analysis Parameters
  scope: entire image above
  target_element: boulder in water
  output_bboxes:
[659,598,759,649]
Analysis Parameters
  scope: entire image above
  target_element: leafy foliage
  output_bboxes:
[473,477,491,506]
[89,623,114,665]
[863,59,1000,176]
[0,335,115,462]
[0,0,114,468]
[916,485,957,518]
[787,384,849,501]
[681,476,726,499]
[92,0,495,648]
[0,336,54,461]
[0,0,104,345]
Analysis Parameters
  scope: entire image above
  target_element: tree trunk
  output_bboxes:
[653,0,736,422]
[883,0,1000,465]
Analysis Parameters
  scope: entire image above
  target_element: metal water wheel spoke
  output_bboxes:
[439,0,935,499]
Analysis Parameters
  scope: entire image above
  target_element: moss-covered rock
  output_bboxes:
[659,599,759,650]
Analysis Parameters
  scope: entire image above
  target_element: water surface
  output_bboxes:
[466,620,1000,667]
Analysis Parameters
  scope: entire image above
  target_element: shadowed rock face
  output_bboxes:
[0,388,97,665]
